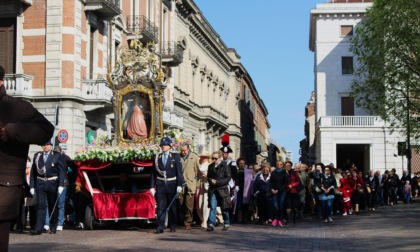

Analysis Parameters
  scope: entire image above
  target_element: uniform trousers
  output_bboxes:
[35,180,59,232]
[156,192,177,231]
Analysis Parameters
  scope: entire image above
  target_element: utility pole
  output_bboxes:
[406,83,412,177]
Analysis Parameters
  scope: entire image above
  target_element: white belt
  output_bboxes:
[157,176,176,182]
[37,176,58,181]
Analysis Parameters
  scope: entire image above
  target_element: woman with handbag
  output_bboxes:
[316,166,337,223]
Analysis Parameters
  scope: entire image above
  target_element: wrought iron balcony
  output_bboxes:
[85,0,121,19]
[161,41,184,66]
[126,15,159,44]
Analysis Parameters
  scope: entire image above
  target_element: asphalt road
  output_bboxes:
[9,202,420,252]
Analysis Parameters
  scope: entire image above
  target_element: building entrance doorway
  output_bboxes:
[336,144,370,173]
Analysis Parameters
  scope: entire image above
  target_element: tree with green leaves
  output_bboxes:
[350,0,420,139]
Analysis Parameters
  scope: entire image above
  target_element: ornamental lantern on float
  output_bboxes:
[219,133,233,153]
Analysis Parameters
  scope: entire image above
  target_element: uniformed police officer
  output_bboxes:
[29,141,65,235]
[150,137,183,234]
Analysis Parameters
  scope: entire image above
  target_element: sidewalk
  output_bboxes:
[9,202,420,251]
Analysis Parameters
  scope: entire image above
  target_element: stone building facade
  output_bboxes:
[1,0,270,162]
[309,0,406,173]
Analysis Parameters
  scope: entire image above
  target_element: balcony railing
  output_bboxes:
[85,0,121,18]
[3,74,33,96]
[126,15,159,43]
[161,41,184,65]
[163,110,184,129]
[82,75,113,101]
[318,116,385,127]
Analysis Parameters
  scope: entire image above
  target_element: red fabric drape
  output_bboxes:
[75,159,153,193]
[92,192,156,219]
[74,159,156,219]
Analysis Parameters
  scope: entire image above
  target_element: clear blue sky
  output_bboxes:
[194,0,325,163]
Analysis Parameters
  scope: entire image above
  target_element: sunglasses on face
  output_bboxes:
[211,157,218,160]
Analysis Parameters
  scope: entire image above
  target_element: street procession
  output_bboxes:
[1,0,420,251]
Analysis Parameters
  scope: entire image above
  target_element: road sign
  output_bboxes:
[57,129,69,143]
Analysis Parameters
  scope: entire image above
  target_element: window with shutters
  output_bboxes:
[340,25,353,37]
[0,18,16,73]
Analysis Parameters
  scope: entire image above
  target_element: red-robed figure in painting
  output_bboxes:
[127,104,148,139]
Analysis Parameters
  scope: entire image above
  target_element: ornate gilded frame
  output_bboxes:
[107,38,166,145]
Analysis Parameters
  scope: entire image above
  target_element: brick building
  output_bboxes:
[0,0,270,162]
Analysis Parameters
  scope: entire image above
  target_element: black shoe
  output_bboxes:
[206,226,214,232]
[222,225,229,231]
[30,230,42,235]
[154,229,164,234]
[170,228,176,233]
[49,230,56,234]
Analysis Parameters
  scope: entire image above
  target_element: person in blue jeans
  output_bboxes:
[207,151,232,231]
[269,161,288,227]
[54,146,72,231]
[316,166,337,223]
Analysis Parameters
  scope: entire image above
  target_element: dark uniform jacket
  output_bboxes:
[0,85,54,220]
[150,152,183,194]
[30,150,65,189]
[207,161,232,209]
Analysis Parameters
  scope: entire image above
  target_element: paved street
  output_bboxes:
[9,202,420,252]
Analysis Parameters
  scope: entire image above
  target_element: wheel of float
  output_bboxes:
[84,205,95,230]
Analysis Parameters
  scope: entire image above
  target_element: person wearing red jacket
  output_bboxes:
[284,161,302,224]
[339,171,352,215]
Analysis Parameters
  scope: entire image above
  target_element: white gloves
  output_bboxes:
[58,186,64,195]
[150,188,156,196]
[235,186,240,192]
[30,188,35,196]
[176,186,182,193]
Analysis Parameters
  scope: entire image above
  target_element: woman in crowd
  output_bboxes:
[349,169,364,214]
[196,151,211,229]
[253,163,272,224]
[339,170,352,215]
[315,165,337,223]
[270,161,289,227]
[284,161,302,224]
[233,158,253,223]
[310,163,324,219]
[365,170,379,211]
[332,168,343,215]
[386,170,398,206]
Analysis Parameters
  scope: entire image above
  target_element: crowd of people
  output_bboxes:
[9,137,420,236]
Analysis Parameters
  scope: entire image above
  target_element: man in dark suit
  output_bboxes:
[29,141,65,235]
[150,137,183,234]
[0,65,54,251]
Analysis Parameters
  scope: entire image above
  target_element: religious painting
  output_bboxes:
[118,86,155,142]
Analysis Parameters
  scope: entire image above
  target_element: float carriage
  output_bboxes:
[74,39,172,229]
